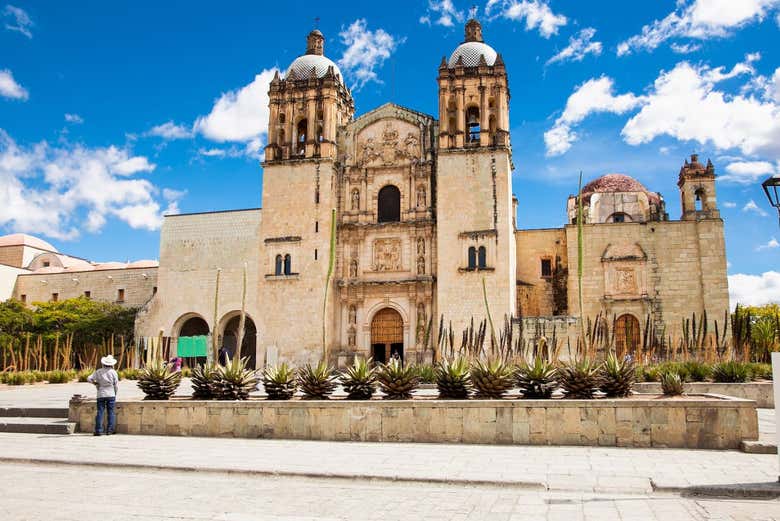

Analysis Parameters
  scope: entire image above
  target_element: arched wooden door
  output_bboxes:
[371,308,404,363]
[615,314,640,357]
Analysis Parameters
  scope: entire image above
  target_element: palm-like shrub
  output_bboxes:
[376,359,419,400]
[660,370,684,395]
[682,361,712,382]
[191,363,219,399]
[5,372,31,385]
[748,362,773,380]
[137,360,182,400]
[515,357,557,398]
[470,358,514,399]
[216,357,258,400]
[298,361,338,400]
[415,364,437,384]
[558,359,601,399]
[47,370,75,384]
[436,357,471,399]
[599,353,636,397]
[262,363,297,400]
[77,369,92,382]
[340,357,377,400]
[712,361,751,383]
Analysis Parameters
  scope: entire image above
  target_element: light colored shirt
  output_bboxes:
[87,367,119,398]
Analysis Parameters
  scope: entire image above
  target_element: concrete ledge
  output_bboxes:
[635,382,773,408]
[69,393,758,449]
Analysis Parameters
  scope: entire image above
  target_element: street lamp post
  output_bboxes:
[762,174,780,226]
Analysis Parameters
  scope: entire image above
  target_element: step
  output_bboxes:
[0,407,69,418]
[0,417,76,435]
[741,440,778,454]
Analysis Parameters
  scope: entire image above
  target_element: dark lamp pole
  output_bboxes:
[763,174,780,226]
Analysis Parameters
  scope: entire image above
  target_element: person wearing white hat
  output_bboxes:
[87,355,119,436]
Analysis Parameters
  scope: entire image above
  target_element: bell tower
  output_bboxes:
[678,154,720,220]
[259,29,353,364]
[435,19,516,334]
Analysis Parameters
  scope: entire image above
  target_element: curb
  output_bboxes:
[651,480,780,500]
[0,456,546,491]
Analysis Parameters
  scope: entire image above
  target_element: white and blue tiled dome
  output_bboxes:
[285,29,342,81]
[448,41,498,67]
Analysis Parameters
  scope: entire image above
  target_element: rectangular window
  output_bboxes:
[42,261,50,267]
[315,221,319,233]
[153,286,158,295]
[51,293,58,302]
[541,258,552,278]
[314,248,318,260]
[84,291,91,299]
[20,294,26,304]
[117,288,125,302]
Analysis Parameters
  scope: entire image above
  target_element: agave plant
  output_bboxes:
[376,358,419,400]
[558,359,601,399]
[599,353,636,398]
[515,357,557,399]
[660,370,684,396]
[262,363,297,400]
[137,359,182,400]
[470,358,514,399]
[436,357,471,399]
[712,361,751,383]
[340,357,377,400]
[191,363,219,399]
[298,361,338,400]
[216,357,258,400]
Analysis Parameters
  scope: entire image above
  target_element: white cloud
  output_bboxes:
[193,68,277,156]
[618,0,780,56]
[64,113,83,124]
[544,77,644,156]
[419,0,464,27]
[756,237,780,251]
[3,4,32,39]
[546,28,602,66]
[147,121,192,140]
[729,271,780,309]
[722,201,737,208]
[670,42,702,54]
[197,148,226,157]
[0,69,28,100]
[337,19,402,91]
[743,199,769,217]
[487,0,567,38]
[0,129,181,239]
[720,160,776,183]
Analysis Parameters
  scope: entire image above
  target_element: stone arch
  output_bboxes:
[219,311,258,369]
[615,313,641,357]
[173,312,210,338]
[377,184,401,222]
[370,307,405,364]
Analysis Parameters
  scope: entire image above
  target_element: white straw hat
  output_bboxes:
[100,354,117,366]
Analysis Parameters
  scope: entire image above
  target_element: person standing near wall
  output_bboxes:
[87,355,119,436]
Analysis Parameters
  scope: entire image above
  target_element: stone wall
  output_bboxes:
[515,228,567,316]
[13,267,158,307]
[635,382,774,408]
[0,263,27,301]
[70,395,757,449]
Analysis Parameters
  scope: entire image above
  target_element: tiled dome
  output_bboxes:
[448,41,498,67]
[582,173,660,203]
[286,54,342,80]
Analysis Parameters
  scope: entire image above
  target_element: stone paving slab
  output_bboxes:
[0,431,777,497]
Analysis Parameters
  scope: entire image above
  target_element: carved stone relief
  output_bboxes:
[357,121,420,167]
[372,238,402,271]
[417,237,425,255]
[351,188,360,211]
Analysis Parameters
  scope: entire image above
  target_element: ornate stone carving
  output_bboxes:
[349,259,358,278]
[417,237,425,255]
[372,238,402,271]
[348,326,356,347]
[351,188,360,211]
[417,255,425,275]
[615,268,637,294]
[357,122,420,167]
[416,185,426,207]
[416,303,427,346]
[348,305,357,324]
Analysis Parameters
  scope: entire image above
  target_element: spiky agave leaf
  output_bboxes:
[217,357,258,400]
[376,358,419,400]
[470,358,514,399]
[660,370,684,396]
[262,363,297,400]
[340,356,377,400]
[298,361,338,400]
[599,353,636,398]
[515,357,557,399]
[558,359,601,399]
[137,359,181,400]
[436,357,471,399]
[191,362,219,399]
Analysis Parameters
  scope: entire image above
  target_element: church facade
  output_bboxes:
[135,20,729,367]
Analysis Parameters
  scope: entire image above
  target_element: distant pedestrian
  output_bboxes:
[169,356,182,372]
[218,346,230,366]
[87,355,119,436]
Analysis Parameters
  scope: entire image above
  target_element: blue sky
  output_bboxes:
[1,1,779,306]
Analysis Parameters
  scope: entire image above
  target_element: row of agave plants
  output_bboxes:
[135,353,695,401]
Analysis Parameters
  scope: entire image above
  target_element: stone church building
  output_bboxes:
[135,20,729,367]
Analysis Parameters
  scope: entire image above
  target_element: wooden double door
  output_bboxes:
[370,308,404,363]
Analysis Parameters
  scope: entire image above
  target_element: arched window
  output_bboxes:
[279,113,286,124]
[488,115,496,141]
[468,247,477,269]
[283,254,292,275]
[608,212,631,223]
[377,185,401,223]
[296,119,308,155]
[278,128,286,146]
[466,106,480,143]
[274,255,283,276]
[317,125,324,143]
[695,189,705,212]
[477,246,487,269]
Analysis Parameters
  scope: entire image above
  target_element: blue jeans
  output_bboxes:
[95,397,116,434]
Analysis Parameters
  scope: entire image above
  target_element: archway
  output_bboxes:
[377,185,401,223]
[221,315,257,369]
[175,314,210,366]
[371,308,404,364]
[178,315,209,337]
[615,314,640,357]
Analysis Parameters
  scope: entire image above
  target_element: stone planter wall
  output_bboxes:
[635,382,773,408]
[69,394,758,449]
